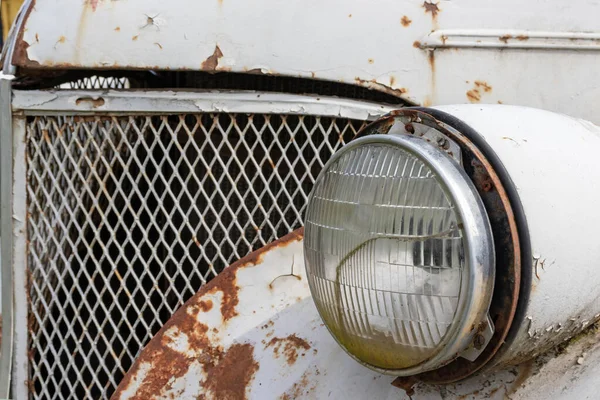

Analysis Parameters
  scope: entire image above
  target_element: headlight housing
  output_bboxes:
[304,133,495,376]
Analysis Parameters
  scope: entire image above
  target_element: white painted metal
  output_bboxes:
[422,29,600,50]
[435,104,600,365]
[6,0,600,124]
[11,90,395,119]
[114,229,600,400]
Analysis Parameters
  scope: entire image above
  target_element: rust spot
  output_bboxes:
[475,80,492,92]
[56,36,66,44]
[206,268,239,321]
[132,35,139,41]
[413,40,422,49]
[35,33,39,43]
[154,42,163,49]
[499,34,512,43]
[75,97,105,108]
[279,370,317,400]
[423,1,440,18]
[265,335,311,365]
[203,343,259,400]
[198,300,213,312]
[401,15,412,27]
[516,35,529,41]
[368,58,374,64]
[466,89,481,103]
[114,27,120,32]
[348,13,352,18]
[201,45,224,71]
[506,360,534,395]
[391,376,418,397]
[390,76,396,86]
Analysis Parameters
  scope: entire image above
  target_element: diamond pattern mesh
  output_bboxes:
[61,76,130,90]
[25,113,367,399]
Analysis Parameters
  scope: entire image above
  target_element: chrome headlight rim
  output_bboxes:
[304,133,495,376]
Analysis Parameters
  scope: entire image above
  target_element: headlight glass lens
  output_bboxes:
[305,142,466,370]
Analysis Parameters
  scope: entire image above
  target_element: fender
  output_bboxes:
[112,228,600,400]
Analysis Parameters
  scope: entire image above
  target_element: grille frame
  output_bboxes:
[4,90,397,399]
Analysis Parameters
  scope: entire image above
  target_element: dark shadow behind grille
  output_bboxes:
[26,113,366,399]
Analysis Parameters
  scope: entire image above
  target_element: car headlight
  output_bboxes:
[304,132,495,376]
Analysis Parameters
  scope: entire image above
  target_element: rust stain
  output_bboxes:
[113,229,304,399]
[413,40,422,49]
[198,300,213,313]
[206,267,240,321]
[466,89,481,103]
[466,81,491,103]
[348,13,352,18]
[423,1,440,18]
[390,76,396,86]
[201,45,224,71]
[368,58,374,64]
[114,26,120,32]
[475,80,492,92]
[35,33,39,43]
[428,50,436,104]
[516,35,529,41]
[203,343,259,400]
[75,97,105,108]
[279,370,318,400]
[265,335,311,365]
[132,35,139,41]
[391,376,418,397]
[499,34,512,43]
[401,15,412,27]
[506,360,534,395]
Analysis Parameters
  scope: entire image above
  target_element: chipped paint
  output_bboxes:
[423,1,440,18]
[265,335,311,365]
[201,45,224,71]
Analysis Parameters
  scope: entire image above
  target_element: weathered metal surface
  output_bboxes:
[434,105,600,366]
[5,0,600,124]
[114,226,600,399]
[11,90,395,119]
[112,229,308,399]
[422,30,600,50]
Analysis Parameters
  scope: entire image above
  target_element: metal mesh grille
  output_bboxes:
[60,76,130,90]
[25,113,367,399]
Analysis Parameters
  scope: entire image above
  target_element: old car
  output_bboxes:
[2,0,600,399]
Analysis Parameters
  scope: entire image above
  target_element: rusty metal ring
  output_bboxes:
[355,108,522,383]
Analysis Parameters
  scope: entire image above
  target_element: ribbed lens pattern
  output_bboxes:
[305,143,465,370]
